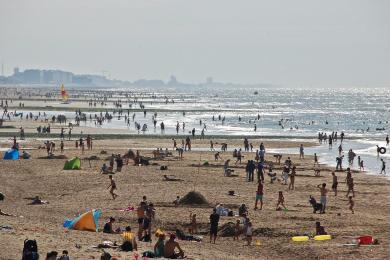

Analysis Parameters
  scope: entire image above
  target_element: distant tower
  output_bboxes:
[1,62,4,77]
[168,75,177,85]
[206,77,213,84]
[14,67,20,75]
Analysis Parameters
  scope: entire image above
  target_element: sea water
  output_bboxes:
[10,86,390,176]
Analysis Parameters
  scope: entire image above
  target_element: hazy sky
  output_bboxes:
[0,0,389,86]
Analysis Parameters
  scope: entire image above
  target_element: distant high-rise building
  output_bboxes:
[13,67,19,75]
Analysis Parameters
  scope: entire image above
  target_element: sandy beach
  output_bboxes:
[1,136,390,260]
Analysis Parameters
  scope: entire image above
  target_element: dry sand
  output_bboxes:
[1,138,390,260]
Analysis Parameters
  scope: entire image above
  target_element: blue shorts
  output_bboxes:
[256,194,263,200]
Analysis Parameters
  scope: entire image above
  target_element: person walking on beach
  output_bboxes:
[210,140,214,151]
[299,144,304,159]
[288,166,296,190]
[336,156,343,171]
[276,191,287,210]
[107,175,118,200]
[314,153,319,166]
[338,144,343,156]
[346,177,355,197]
[317,183,328,214]
[331,172,338,196]
[380,159,386,174]
[209,208,220,244]
[254,181,263,210]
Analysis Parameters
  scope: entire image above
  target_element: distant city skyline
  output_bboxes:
[1,0,389,87]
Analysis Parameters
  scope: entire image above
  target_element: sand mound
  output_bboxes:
[85,155,100,160]
[220,222,236,237]
[38,154,68,159]
[100,150,108,154]
[179,191,208,205]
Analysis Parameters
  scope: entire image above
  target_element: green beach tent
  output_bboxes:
[63,157,81,170]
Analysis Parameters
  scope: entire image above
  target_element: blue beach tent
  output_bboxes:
[3,149,19,160]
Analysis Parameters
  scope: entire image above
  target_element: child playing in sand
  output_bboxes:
[276,191,287,210]
[107,175,118,200]
[189,213,198,234]
[234,219,240,241]
[315,221,327,235]
[245,222,253,245]
[348,196,354,214]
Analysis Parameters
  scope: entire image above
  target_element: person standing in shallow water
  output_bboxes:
[299,144,304,159]
[380,159,386,174]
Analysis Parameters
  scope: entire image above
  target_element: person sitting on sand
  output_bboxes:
[0,209,17,217]
[100,163,109,174]
[22,151,30,159]
[164,234,185,259]
[29,196,49,205]
[173,196,180,207]
[315,221,327,235]
[276,191,287,210]
[238,204,248,216]
[267,167,277,183]
[46,251,58,260]
[121,226,137,251]
[154,233,166,257]
[103,217,117,234]
[58,250,70,260]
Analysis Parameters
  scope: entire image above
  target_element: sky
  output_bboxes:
[0,0,389,87]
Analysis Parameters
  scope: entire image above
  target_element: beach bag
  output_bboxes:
[120,241,133,252]
[100,251,111,260]
[22,239,39,260]
[142,251,155,258]
[142,233,152,242]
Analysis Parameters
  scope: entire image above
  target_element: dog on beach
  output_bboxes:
[309,196,323,213]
